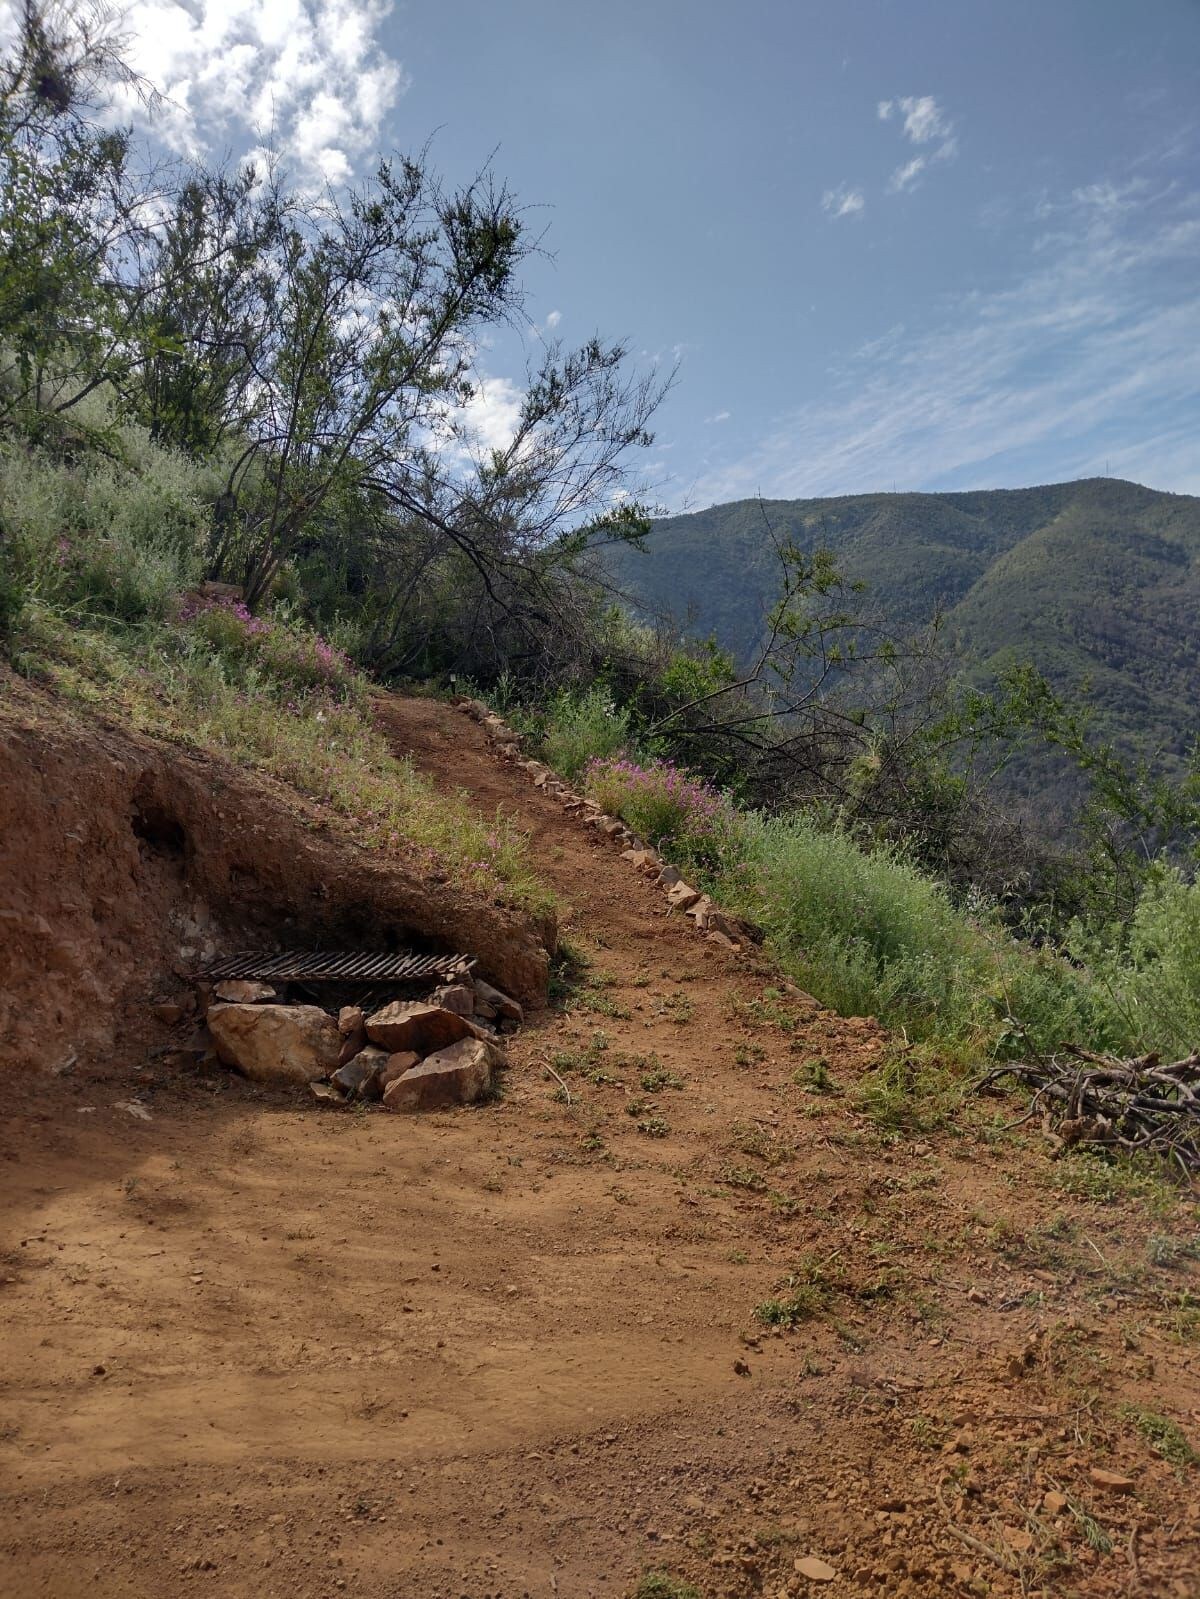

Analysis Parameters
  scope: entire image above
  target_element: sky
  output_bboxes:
[46,0,1200,506]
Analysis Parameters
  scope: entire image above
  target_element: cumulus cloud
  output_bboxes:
[880,93,957,193]
[691,177,1200,502]
[545,309,562,330]
[822,183,865,219]
[90,0,408,182]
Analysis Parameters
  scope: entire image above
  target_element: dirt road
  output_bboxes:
[2,695,1197,1598]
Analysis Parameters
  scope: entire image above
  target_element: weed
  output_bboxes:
[1147,1233,1200,1268]
[1050,1152,1178,1214]
[792,1057,833,1092]
[1069,1502,1113,1554]
[1124,1407,1199,1471]
[720,1165,768,1192]
[909,1415,941,1450]
[734,1042,767,1067]
[754,1284,826,1327]
[548,939,590,1005]
[856,1049,960,1134]
[641,1067,684,1092]
[637,1116,670,1138]
[633,1573,699,1599]
[661,993,694,1026]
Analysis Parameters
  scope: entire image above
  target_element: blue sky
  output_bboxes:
[104,0,1200,506]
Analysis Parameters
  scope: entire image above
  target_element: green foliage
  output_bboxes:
[539,686,632,779]
[584,754,737,866]
[0,434,212,627]
[606,479,1200,828]
[633,1574,700,1599]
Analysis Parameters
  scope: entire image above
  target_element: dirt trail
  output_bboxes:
[2,694,1197,1599]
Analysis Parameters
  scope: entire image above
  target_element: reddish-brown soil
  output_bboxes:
[2,693,1198,1599]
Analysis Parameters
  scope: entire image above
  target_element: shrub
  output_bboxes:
[584,754,737,866]
[539,686,632,779]
[0,438,208,626]
[178,594,363,706]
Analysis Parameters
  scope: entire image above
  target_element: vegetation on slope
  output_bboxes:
[605,479,1200,817]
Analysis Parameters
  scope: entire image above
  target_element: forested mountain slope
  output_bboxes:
[609,478,1200,775]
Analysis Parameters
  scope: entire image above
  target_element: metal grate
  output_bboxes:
[204,948,471,984]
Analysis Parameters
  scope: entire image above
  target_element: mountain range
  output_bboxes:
[606,478,1200,801]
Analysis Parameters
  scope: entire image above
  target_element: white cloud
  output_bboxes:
[705,409,732,424]
[459,372,524,456]
[888,156,926,193]
[92,0,407,181]
[545,309,562,330]
[691,179,1200,502]
[895,94,950,146]
[879,93,957,194]
[822,184,865,219]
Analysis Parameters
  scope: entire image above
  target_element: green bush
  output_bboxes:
[706,808,1137,1059]
[583,753,738,867]
[0,438,208,626]
[1108,871,1200,1056]
[539,686,633,779]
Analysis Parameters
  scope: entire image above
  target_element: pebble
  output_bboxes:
[795,1556,837,1581]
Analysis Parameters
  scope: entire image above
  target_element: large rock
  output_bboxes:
[365,1001,481,1055]
[208,1003,340,1085]
[381,1037,498,1113]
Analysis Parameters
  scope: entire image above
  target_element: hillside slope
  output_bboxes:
[2,693,1197,1596]
[607,478,1200,779]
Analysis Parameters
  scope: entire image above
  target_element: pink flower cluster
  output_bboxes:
[584,755,732,859]
[176,592,268,635]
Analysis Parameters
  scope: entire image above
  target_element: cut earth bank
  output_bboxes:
[0,686,1197,1598]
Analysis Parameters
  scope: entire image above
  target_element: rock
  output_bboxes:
[794,1557,837,1582]
[381,1037,498,1112]
[378,1050,420,1089]
[310,1081,344,1104]
[337,1014,368,1066]
[658,865,682,887]
[473,978,523,1024]
[1042,1491,1068,1515]
[706,930,740,952]
[153,1002,185,1025]
[337,1005,365,1037]
[213,980,277,1005]
[666,880,702,911]
[1088,1467,1135,1493]
[364,1000,482,1054]
[429,982,476,1017]
[331,1052,386,1101]
[208,1003,340,1085]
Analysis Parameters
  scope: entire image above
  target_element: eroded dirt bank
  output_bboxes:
[1,693,1197,1599]
[0,677,552,1080]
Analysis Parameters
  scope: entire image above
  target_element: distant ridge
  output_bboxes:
[606,477,1200,799]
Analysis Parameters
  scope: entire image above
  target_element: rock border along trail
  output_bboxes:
[1,693,1198,1599]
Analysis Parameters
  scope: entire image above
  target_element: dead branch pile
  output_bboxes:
[979,1046,1200,1175]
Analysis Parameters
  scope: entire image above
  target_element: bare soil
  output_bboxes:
[2,693,1198,1599]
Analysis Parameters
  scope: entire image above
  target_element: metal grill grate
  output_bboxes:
[204,949,471,984]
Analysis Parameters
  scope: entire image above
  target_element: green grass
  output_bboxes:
[1124,1407,1199,1471]
[633,1574,699,1599]
[2,433,552,919]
